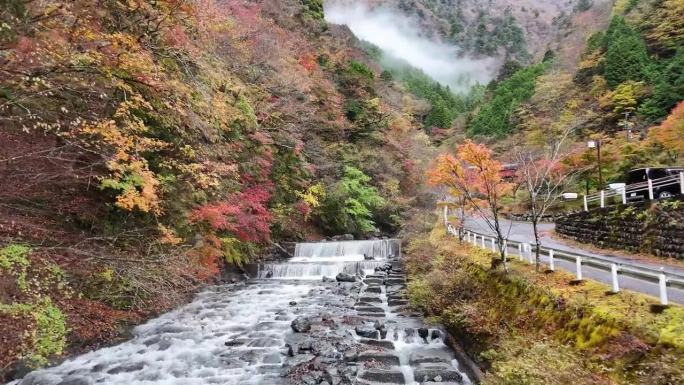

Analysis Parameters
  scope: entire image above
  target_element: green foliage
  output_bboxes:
[639,49,684,121]
[26,297,68,367]
[468,63,547,137]
[0,244,31,291]
[300,0,324,21]
[318,166,385,235]
[604,17,650,88]
[0,298,67,368]
[344,98,387,140]
[463,9,528,61]
[574,0,593,13]
[220,237,253,267]
[345,60,375,81]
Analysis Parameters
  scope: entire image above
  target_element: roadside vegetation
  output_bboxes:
[404,218,684,385]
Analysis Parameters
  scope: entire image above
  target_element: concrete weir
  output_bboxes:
[8,239,477,385]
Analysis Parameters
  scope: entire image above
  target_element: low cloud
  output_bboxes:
[324,2,498,93]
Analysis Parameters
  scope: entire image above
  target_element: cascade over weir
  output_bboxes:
[9,239,473,385]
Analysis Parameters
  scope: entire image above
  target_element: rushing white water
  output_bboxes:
[259,239,400,280]
[293,239,401,260]
[9,282,312,385]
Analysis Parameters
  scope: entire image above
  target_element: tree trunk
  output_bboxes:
[532,218,541,272]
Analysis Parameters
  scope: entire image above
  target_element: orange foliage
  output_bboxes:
[647,101,684,162]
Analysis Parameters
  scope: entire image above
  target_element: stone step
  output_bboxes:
[355,306,385,313]
[413,363,462,383]
[357,352,401,366]
[358,368,406,384]
[358,313,386,318]
[364,286,382,294]
[359,339,395,350]
[408,348,453,365]
[358,296,383,304]
[364,278,384,285]
[384,279,405,285]
[388,299,409,307]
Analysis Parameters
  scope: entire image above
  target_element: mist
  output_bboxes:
[324,2,498,93]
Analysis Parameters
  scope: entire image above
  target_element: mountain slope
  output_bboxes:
[0,0,433,378]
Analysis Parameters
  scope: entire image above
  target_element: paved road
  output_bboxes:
[463,216,684,304]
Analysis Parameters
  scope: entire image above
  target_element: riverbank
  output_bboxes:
[403,219,684,385]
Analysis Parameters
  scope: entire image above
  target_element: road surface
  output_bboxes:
[464,216,684,305]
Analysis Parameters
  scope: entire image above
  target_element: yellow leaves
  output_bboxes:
[158,224,183,245]
[599,80,645,114]
[77,96,168,215]
[297,183,326,208]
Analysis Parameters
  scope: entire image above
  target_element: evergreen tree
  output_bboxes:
[604,17,650,87]
[639,49,684,121]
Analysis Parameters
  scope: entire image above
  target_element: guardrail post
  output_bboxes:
[621,188,627,205]
[467,231,471,243]
[491,238,496,252]
[503,240,508,258]
[648,179,654,200]
[528,244,535,264]
[517,243,524,261]
[680,172,684,195]
[481,236,485,248]
[583,195,588,211]
[575,256,583,281]
[548,249,555,271]
[611,263,620,293]
[659,270,668,306]
[600,190,605,208]
[472,234,477,245]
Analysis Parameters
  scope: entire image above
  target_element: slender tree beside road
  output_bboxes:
[429,140,514,270]
[513,128,578,271]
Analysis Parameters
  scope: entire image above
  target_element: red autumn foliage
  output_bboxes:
[189,186,273,243]
[299,53,319,73]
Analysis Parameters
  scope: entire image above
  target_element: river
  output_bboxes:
[10,239,472,385]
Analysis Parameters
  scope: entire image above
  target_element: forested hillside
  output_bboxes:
[1,0,683,381]
[0,0,434,377]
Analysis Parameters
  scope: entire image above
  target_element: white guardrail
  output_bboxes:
[446,224,684,306]
[582,172,684,211]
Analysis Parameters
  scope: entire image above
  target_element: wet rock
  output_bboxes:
[56,377,92,385]
[262,352,282,364]
[291,317,312,333]
[418,328,429,339]
[379,328,388,339]
[336,273,357,282]
[363,254,374,260]
[373,320,385,330]
[106,362,145,375]
[431,329,442,340]
[289,301,297,306]
[322,276,335,282]
[355,325,379,339]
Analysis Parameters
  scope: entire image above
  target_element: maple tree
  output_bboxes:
[429,140,513,269]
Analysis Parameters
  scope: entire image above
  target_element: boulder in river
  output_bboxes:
[291,317,312,333]
[336,273,357,282]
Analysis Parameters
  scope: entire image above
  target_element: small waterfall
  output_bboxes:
[259,239,400,280]
[293,239,401,260]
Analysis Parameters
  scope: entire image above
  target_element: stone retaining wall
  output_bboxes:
[555,198,684,260]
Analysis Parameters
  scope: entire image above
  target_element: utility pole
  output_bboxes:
[587,139,603,190]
